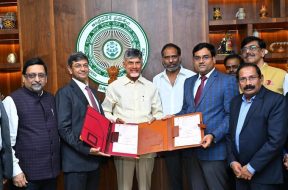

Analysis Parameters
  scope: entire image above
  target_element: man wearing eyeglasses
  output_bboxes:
[241,36,288,95]
[227,63,287,190]
[3,58,60,190]
[176,43,238,190]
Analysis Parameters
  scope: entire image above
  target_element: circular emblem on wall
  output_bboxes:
[76,12,149,91]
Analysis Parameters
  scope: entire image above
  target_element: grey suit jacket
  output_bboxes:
[0,100,13,180]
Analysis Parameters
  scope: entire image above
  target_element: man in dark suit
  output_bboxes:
[55,52,109,190]
[0,100,13,190]
[177,43,239,190]
[227,63,288,190]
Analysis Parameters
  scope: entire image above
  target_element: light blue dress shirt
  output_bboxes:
[235,95,256,174]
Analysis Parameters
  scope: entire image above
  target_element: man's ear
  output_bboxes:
[67,65,72,74]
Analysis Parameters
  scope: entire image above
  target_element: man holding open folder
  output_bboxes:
[102,48,162,190]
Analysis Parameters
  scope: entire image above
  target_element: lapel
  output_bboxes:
[241,87,265,131]
[232,96,243,137]
[195,70,217,107]
[190,75,198,104]
[70,80,90,107]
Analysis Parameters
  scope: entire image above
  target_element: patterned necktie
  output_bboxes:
[194,75,207,106]
[85,86,99,112]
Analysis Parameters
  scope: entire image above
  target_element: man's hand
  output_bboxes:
[231,161,242,178]
[89,147,110,157]
[116,118,125,124]
[201,134,214,148]
[161,115,174,120]
[240,165,253,180]
[13,172,28,187]
[148,117,156,124]
[283,153,288,170]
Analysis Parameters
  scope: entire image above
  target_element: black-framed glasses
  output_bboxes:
[193,55,211,62]
[238,75,259,83]
[24,73,47,80]
[241,45,261,54]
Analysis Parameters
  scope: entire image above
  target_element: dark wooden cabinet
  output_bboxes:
[208,0,288,72]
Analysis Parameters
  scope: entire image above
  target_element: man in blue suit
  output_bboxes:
[227,63,287,190]
[177,43,239,190]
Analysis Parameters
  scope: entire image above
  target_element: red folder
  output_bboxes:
[80,107,205,157]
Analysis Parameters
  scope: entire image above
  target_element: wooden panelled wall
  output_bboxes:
[1,1,208,190]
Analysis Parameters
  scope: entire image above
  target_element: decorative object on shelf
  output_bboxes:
[213,7,222,20]
[269,42,288,53]
[217,33,234,54]
[107,66,119,84]
[259,5,268,19]
[3,12,16,29]
[235,8,246,20]
[252,29,260,37]
[7,53,17,64]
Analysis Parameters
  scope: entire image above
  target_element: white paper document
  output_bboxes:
[174,115,202,147]
[112,124,138,154]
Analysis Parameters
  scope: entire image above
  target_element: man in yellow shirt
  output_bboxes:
[240,36,287,95]
[102,48,162,190]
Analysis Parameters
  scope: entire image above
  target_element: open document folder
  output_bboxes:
[80,106,206,158]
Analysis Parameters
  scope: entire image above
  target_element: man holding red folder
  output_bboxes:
[56,52,108,190]
[102,48,162,190]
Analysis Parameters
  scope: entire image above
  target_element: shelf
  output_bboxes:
[0,62,20,71]
[0,28,18,34]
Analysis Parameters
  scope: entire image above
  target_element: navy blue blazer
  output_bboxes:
[55,80,104,173]
[227,86,288,184]
[178,69,239,160]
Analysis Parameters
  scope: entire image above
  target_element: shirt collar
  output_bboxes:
[242,94,256,103]
[159,66,186,78]
[72,78,88,90]
[197,67,215,80]
[122,75,145,85]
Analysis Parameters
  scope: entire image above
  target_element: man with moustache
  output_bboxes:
[56,52,108,190]
[227,63,287,190]
[102,48,162,190]
[153,43,195,190]
[3,58,60,190]
[176,43,238,190]
[241,36,288,95]
[224,54,244,76]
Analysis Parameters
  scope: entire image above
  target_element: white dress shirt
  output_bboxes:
[193,68,215,98]
[153,67,195,115]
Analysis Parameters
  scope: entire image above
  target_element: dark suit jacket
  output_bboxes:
[0,100,13,179]
[227,86,288,184]
[178,69,239,160]
[55,80,104,172]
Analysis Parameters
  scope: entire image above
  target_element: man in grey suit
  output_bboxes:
[0,99,13,190]
[56,52,109,190]
[177,43,239,190]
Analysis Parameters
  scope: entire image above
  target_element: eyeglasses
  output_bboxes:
[241,45,260,54]
[24,73,47,80]
[163,55,179,60]
[73,63,89,69]
[193,55,211,62]
[238,75,259,83]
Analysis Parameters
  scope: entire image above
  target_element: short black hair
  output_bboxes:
[67,52,89,67]
[161,43,181,57]
[241,36,266,49]
[192,43,216,57]
[224,54,244,66]
[22,57,48,75]
[124,48,142,60]
[236,62,262,82]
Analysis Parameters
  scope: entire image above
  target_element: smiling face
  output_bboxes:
[68,59,89,84]
[193,48,216,75]
[241,40,266,66]
[123,57,142,81]
[23,65,47,94]
[238,66,263,100]
[162,47,181,72]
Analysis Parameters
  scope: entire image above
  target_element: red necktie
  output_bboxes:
[85,86,99,112]
[194,75,207,106]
